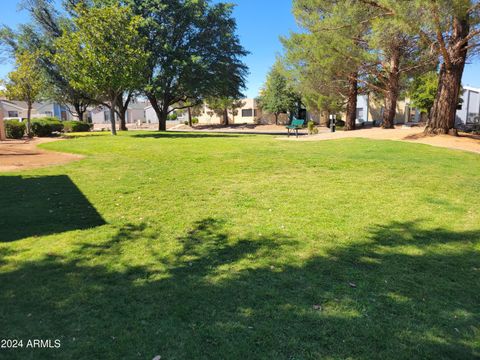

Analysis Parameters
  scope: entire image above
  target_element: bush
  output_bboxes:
[63,121,92,133]
[4,120,26,139]
[31,118,64,137]
[167,112,178,121]
[192,117,199,125]
[307,121,315,134]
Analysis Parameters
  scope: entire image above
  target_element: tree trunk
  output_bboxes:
[119,110,127,131]
[427,63,464,134]
[188,107,192,127]
[345,73,358,131]
[27,102,32,137]
[223,109,228,125]
[116,94,131,131]
[109,106,117,136]
[320,111,329,127]
[147,94,167,131]
[382,51,400,129]
[78,110,85,122]
[275,113,279,125]
[118,109,128,131]
[0,109,6,141]
[73,103,85,122]
[427,17,469,135]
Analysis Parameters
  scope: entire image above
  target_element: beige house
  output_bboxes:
[196,98,261,124]
[306,94,421,126]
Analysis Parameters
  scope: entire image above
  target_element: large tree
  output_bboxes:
[0,0,96,123]
[4,51,46,136]
[359,0,480,134]
[53,4,149,135]
[284,0,372,130]
[419,1,480,134]
[286,0,434,130]
[259,60,299,125]
[127,0,248,131]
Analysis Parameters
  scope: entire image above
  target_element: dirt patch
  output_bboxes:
[282,126,480,154]
[0,138,83,172]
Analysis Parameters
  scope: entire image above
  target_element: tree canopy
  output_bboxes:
[258,60,299,125]
[53,4,149,135]
[127,0,248,130]
[3,50,46,136]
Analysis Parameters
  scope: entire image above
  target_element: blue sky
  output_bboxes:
[1,0,479,98]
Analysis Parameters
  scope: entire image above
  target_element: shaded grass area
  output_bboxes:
[0,175,105,242]
[0,132,479,359]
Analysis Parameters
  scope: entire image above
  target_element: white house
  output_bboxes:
[456,86,480,129]
[90,100,149,124]
[0,99,76,121]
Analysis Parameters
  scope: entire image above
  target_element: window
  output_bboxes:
[44,111,53,116]
[104,110,111,123]
[254,109,258,116]
[242,109,253,117]
[8,111,19,118]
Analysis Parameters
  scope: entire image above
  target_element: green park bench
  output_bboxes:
[286,118,305,138]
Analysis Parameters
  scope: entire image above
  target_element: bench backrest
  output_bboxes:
[291,118,305,127]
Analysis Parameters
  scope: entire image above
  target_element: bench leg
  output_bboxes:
[295,128,298,138]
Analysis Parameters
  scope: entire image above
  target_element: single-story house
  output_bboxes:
[0,99,76,121]
[307,86,479,128]
[194,98,260,125]
[90,100,149,124]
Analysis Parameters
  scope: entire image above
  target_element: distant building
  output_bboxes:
[456,86,480,130]
[0,99,76,121]
[90,100,149,124]
[306,86,480,129]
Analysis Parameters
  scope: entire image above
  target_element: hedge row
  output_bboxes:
[5,120,26,139]
[31,118,64,137]
[3,118,92,139]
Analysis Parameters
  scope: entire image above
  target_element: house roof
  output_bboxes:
[463,85,480,93]
[0,100,52,111]
[129,101,149,110]
[0,100,29,110]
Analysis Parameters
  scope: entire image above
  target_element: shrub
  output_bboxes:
[63,121,92,133]
[307,120,315,134]
[4,120,26,139]
[192,117,199,125]
[167,112,178,121]
[31,117,64,137]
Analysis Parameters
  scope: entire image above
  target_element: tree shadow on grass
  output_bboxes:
[132,132,243,139]
[0,175,105,242]
[0,219,478,359]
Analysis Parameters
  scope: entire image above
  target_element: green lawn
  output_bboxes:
[0,132,479,359]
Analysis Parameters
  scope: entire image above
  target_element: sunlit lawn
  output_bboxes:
[0,131,479,359]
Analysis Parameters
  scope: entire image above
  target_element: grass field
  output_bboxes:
[0,132,479,359]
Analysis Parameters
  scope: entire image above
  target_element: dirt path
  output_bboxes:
[282,126,480,154]
[0,138,83,172]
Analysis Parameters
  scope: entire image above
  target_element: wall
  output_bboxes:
[456,87,480,129]
[196,98,258,125]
